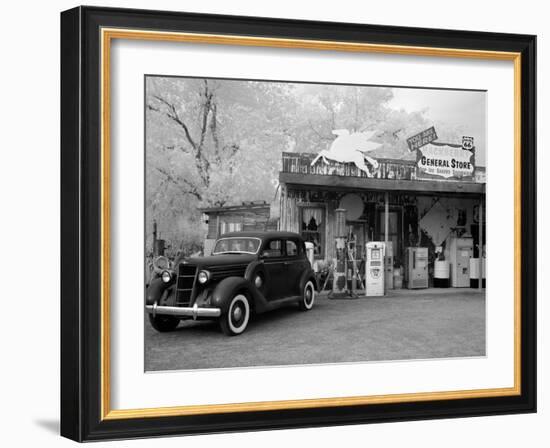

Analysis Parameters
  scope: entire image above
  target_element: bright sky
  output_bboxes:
[388,88,487,166]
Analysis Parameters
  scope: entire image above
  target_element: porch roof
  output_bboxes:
[279,172,485,196]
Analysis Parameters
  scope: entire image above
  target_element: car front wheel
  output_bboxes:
[298,280,315,311]
[220,293,250,336]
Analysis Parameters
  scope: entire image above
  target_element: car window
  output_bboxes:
[286,240,298,257]
[212,237,261,254]
[262,239,282,258]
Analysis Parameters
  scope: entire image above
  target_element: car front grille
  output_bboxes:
[176,263,197,306]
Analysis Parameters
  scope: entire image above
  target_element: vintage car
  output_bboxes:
[145,231,317,336]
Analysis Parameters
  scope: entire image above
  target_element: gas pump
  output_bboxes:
[304,241,315,269]
[447,237,473,287]
[365,242,385,296]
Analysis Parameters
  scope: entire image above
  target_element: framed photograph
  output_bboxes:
[60,6,536,441]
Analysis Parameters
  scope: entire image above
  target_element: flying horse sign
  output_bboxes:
[310,130,382,178]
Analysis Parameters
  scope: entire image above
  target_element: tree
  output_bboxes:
[289,84,394,153]
[145,77,468,254]
[145,77,295,250]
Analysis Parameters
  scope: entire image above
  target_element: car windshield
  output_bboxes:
[212,237,261,255]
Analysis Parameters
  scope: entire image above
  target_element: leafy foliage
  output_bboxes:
[145,77,463,253]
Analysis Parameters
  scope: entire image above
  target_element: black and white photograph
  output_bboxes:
[2,0,544,443]
[144,76,487,372]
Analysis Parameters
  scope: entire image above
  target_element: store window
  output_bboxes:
[301,207,324,258]
[220,219,242,235]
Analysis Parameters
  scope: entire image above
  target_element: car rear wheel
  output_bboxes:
[148,314,180,332]
[298,280,315,311]
[220,293,250,336]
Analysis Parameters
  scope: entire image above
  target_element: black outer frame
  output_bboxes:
[60,6,536,442]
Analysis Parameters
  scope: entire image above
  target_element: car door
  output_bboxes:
[260,238,286,301]
[283,238,306,297]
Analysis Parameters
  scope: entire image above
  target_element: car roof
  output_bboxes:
[219,231,303,240]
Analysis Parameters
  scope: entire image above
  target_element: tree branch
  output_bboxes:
[210,102,221,153]
[307,119,333,142]
[152,165,202,201]
[151,95,197,150]
[198,80,213,151]
[149,93,211,188]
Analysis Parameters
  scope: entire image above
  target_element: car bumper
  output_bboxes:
[145,303,222,320]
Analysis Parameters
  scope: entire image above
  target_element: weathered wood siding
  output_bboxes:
[206,207,275,239]
[325,199,337,260]
[207,218,218,239]
[282,152,486,183]
[282,152,417,179]
[279,187,300,234]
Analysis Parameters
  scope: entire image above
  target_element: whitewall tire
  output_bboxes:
[299,280,315,311]
[220,294,250,336]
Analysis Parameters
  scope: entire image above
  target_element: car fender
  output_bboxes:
[244,260,265,282]
[298,268,318,293]
[211,277,255,314]
[244,260,268,292]
[145,277,170,305]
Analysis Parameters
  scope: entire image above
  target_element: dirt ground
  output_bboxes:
[144,288,485,371]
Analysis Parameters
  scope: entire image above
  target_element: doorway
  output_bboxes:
[346,221,368,261]
[376,208,403,263]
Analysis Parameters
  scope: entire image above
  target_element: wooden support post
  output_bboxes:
[479,199,483,290]
[384,192,389,293]
[279,184,285,231]
[384,192,389,246]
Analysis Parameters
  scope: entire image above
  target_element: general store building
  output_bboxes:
[278,146,486,279]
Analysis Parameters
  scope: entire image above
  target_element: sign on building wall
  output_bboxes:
[416,143,475,180]
[406,126,438,152]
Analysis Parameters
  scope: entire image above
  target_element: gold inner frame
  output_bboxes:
[100,27,522,421]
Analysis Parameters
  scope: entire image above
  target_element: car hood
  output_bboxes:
[175,253,256,268]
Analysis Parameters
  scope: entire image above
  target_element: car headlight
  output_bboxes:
[161,270,172,283]
[198,270,210,284]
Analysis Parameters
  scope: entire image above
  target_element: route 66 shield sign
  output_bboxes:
[462,136,474,151]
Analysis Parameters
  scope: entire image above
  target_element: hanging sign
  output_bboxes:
[416,143,475,180]
[406,126,438,152]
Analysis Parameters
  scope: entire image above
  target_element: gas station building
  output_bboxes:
[278,150,486,291]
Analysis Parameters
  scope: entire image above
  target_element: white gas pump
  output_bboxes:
[447,237,473,287]
[365,242,385,296]
[304,241,315,269]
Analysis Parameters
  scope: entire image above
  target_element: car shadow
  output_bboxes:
[175,319,220,334]
[167,303,305,336]
[243,304,315,333]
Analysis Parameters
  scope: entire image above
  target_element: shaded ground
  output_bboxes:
[144,288,485,371]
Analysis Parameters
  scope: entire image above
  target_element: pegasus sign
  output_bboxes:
[310,130,382,178]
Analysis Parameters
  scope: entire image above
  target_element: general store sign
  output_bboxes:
[407,126,438,152]
[416,143,475,180]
